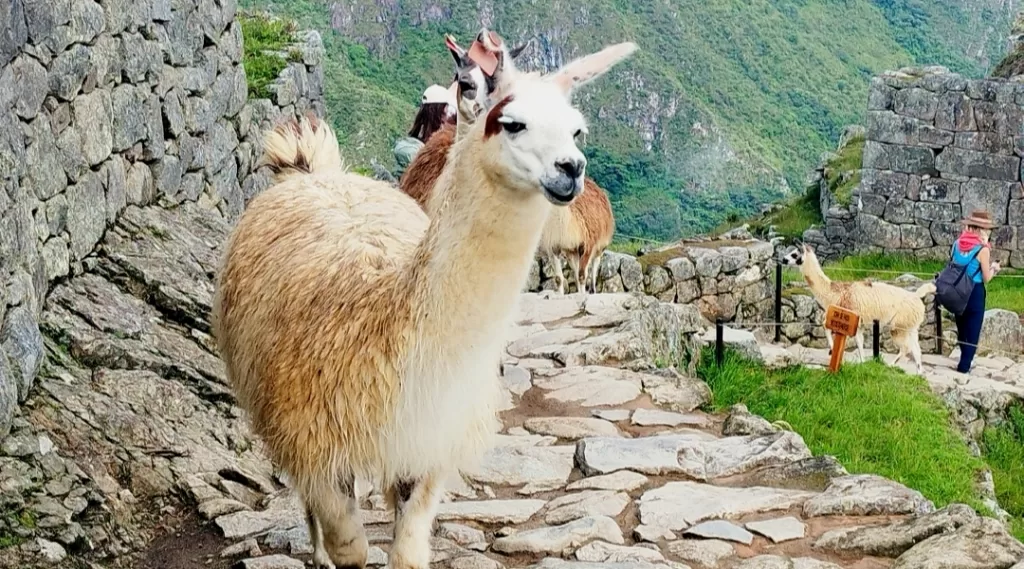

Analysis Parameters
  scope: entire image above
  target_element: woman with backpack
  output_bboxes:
[946,209,1002,373]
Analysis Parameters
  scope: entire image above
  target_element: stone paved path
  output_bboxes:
[206,292,1024,569]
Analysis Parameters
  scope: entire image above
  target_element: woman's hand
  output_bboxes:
[992,261,1002,274]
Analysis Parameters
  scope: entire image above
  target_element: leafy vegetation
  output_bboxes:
[239,12,297,99]
[982,404,1024,540]
[238,0,1013,241]
[699,350,985,510]
[824,133,865,207]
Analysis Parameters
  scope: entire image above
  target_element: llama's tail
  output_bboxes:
[260,113,345,182]
[915,282,937,298]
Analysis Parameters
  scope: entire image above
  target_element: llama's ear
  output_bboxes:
[446,35,469,67]
[548,42,638,96]
[509,38,532,60]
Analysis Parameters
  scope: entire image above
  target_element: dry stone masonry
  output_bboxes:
[0,0,324,439]
[818,66,1024,265]
[529,228,777,325]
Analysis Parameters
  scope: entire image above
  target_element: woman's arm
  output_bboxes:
[978,247,995,283]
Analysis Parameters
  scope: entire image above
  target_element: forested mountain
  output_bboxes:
[240,0,1017,240]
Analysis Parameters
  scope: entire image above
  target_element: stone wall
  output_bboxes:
[0,0,325,437]
[526,232,778,324]
[852,66,1024,266]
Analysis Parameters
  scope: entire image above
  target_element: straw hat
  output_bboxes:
[962,209,996,229]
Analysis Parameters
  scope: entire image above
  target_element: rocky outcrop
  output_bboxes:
[0,0,325,439]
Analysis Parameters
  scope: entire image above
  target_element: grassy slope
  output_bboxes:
[238,0,1012,242]
[699,351,1024,541]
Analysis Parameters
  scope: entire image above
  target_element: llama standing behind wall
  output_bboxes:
[212,37,638,569]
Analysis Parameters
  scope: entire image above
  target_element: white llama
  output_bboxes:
[211,36,638,569]
[781,243,936,374]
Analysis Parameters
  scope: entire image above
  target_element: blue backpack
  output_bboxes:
[934,245,982,316]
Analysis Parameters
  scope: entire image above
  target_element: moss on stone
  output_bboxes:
[240,12,297,99]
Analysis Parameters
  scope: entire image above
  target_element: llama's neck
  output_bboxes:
[801,254,834,303]
[404,139,551,355]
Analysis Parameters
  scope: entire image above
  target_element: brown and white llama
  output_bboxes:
[212,37,638,569]
[780,243,935,374]
[401,36,616,295]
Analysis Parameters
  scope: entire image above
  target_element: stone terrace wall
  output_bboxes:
[526,233,778,324]
[855,66,1024,266]
[0,0,325,437]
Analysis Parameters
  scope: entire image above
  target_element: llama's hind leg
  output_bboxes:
[306,473,368,569]
[909,327,924,375]
[387,474,442,569]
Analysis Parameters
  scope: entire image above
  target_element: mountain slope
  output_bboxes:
[239,0,1017,240]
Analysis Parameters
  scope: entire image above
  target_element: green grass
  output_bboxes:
[240,12,297,99]
[824,133,865,207]
[981,405,1024,541]
[699,350,986,509]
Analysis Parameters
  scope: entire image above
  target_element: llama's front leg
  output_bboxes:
[546,251,566,294]
[854,328,865,362]
[388,474,442,569]
[566,253,583,295]
[305,473,368,569]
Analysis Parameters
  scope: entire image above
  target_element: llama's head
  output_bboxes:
[471,41,638,206]
[780,246,804,266]
[446,30,531,119]
[780,243,818,266]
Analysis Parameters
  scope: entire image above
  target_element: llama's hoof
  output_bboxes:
[312,550,337,569]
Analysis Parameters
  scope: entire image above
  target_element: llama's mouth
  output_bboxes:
[540,176,582,205]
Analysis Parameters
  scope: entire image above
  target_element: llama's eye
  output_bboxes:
[502,120,526,134]
[573,129,582,138]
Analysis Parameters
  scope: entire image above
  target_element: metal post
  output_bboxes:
[934,272,942,354]
[774,262,782,343]
[872,320,880,359]
[715,319,724,366]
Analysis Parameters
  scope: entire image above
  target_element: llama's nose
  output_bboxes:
[556,158,585,179]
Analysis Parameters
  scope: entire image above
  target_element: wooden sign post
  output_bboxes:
[824,305,860,373]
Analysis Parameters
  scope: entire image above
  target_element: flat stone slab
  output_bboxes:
[745,517,807,543]
[684,520,754,545]
[592,409,631,422]
[666,539,735,568]
[576,432,812,480]
[813,504,976,557]
[491,515,624,555]
[893,517,1024,569]
[574,541,667,563]
[506,328,592,358]
[735,556,843,569]
[803,475,934,517]
[533,367,643,407]
[566,471,649,493]
[523,417,622,440]
[543,490,631,524]
[436,500,547,525]
[631,408,709,428]
[638,481,815,537]
[516,293,585,325]
[464,444,575,489]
